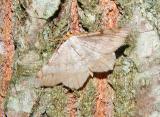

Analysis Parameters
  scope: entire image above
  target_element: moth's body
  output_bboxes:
[37,27,129,89]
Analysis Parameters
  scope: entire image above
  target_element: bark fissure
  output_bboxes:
[0,0,14,115]
[94,0,119,116]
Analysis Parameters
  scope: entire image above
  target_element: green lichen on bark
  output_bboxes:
[139,0,160,35]
[116,0,134,27]
[109,56,137,117]
[13,0,29,26]
[78,79,96,117]
[78,0,101,32]
[30,86,68,117]
[124,30,139,57]
[46,87,68,117]
[7,0,69,115]
[12,0,66,81]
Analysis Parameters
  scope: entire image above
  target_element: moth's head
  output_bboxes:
[63,31,79,41]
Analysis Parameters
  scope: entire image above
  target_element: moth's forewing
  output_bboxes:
[69,37,116,72]
[37,39,90,89]
[77,27,129,54]
[89,53,116,72]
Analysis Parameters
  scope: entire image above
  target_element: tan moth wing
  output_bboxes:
[37,40,90,89]
[76,28,128,54]
[37,28,129,89]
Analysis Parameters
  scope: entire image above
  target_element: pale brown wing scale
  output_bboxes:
[36,28,129,89]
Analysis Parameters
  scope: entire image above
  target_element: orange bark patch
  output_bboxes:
[70,0,80,34]
[67,92,77,117]
[94,0,119,116]
[94,78,107,117]
[99,0,119,29]
[0,0,14,115]
[94,76,114,117]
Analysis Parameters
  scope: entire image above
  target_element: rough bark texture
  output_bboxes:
[0,0,14,115]
[0,0,160,117]
[94,0,119,116]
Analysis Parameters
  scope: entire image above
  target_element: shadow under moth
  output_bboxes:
[36,27,129,89]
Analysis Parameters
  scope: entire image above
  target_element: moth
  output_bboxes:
[36,27,129,89]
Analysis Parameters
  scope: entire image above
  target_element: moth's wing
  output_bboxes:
[37,28,128,89]
[77,28,128,54]
[88,53,116,72]
[37,40,90,89]
[69,37,116,73]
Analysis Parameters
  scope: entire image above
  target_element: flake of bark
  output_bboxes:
[0,0,14,115]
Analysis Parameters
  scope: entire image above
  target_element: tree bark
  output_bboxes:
[1,0,160,117]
